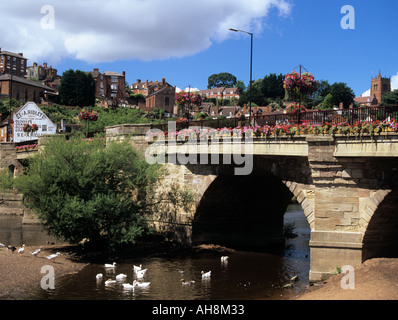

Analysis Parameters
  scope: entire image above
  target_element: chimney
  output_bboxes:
[123,71,125,77]
[162,77,166,86]
[137,79,141,84]
[94,68,99,73]
[43,62,47,68]
[18,53,23,57]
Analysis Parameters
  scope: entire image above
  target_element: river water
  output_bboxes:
[1,204,311,300]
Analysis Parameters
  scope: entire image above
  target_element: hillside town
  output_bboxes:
[1,47,394,124]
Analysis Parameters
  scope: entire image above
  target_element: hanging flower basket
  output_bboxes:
[23,123,39,133]
[284,71,317,96]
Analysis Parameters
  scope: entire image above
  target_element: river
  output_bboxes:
[0,204,310,300]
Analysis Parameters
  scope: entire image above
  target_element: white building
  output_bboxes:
[12,102,57,143]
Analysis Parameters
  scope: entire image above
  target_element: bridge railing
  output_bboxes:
[151,105,398,131]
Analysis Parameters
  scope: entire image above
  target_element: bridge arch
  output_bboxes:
[361,189,398,261]
[191,170,313,251]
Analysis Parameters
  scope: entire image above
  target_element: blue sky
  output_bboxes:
[2,0,398,96]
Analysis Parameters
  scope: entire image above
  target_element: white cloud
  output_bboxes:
[0,0,291,64]
[361,89,371,97]
[391,73,398,90]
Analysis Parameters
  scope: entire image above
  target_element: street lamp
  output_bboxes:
[229,28,253,126]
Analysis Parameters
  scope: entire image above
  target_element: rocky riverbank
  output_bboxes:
[0,244,88,300]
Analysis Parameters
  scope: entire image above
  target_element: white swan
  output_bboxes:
[135,269,147,279]
[221,256,229,263]
[201,271,211,279]
[17,244,25,255]
[181,279,195,286]
[133,264,142,272]
[30,248,41,256]
[104,262,117,268]
[105,279,117,286]
[46,252,60,260]
[122,283,135,290]
[96,273,103,279]
[116,273,127,281]
[133,280,150,288]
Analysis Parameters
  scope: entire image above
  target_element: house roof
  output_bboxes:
[0,50,28,60]
[103,71,124,77]
[0,74,54,91]
[354,96,375,104]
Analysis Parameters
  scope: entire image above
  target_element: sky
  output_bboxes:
[1,0,398,97]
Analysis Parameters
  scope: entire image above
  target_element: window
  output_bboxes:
[111,76,118,83]
[42,125,47,132]
[165,97,170,106]
[100,82,104,88]
[111,84,118,91]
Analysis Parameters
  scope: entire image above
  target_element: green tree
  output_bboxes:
[330,82,355,109]
[59,69,96,107]
[207,72,237,89]
[15,135,161,251]
[319,93,335,110]
[260,73,285,99]
[380,90,398,106]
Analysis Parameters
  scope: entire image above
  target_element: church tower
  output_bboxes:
[370,69,391,104]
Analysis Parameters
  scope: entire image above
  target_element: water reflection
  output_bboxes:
[24,204,310,300]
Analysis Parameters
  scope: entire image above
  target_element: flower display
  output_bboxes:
[287,103,307,114]
[15,144,38,152]
[23,123,39,133]
[175,91,204,107]
[78,109,98,121]
[284,71,317,96]
[146,118,398,144]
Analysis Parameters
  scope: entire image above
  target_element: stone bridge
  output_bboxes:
[106,124,398,281]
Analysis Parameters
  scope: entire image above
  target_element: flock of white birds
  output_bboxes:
[0,242,61,260]
[96,255,230,292]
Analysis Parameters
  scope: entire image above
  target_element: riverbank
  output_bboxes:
[293,257,398,300]
[0,244,88,300]
[1,242,398,300]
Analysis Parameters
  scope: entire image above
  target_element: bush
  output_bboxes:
[14,134,161,251]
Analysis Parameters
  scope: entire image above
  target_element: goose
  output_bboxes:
[116,273,127,281]
[46,252,61,260]
[7,245,16,253]
[30,248,41,256]
[105,279,117,286]
[122,283,135,290]
[133,264,142,272]
[133,280,150,288]
[181,279,195,286]
[135,269,147,279]
[104,262,117,268]
[17,244,25,255]
[0,243,5,248]
[96,273,103,280]
[201,271,211,279]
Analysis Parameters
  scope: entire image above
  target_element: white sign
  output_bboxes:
[13,102,57,143]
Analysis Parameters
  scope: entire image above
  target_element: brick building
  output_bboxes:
[26,62,61,93]
[355,69,391,106]
[131,78,176,114]
[88,68,127,102]
[0,74,54,103]
[0,49,27,77]
[145,78,176,114]
[199,87,240,100]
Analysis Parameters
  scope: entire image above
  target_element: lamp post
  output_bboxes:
[229,28,253,126]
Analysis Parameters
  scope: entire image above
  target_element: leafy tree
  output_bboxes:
[59,69,96,107]
[260,73,285,99]
[319,93,335,110]
[380,90,398,106]
[330,82,355,109]
[309,80,331,107]
[15,135,161,251]
[207,72,237,89]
